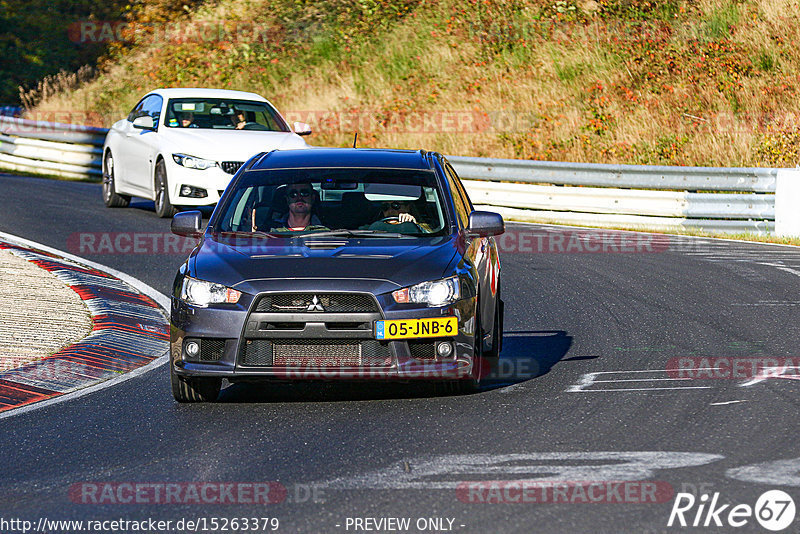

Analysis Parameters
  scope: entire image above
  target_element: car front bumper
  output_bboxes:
[170,290,479,382]
[164,158,242,206]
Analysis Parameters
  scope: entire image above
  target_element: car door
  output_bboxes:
[111,98,145,191]
[121,94,163,197]
[444,162,495,344]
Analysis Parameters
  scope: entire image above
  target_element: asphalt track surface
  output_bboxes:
[1,172,799,533]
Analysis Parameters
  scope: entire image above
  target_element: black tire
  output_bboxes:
[170,363,221,403]
[102,151,130,208]
[154,159,178,218]
[456,302,485,394]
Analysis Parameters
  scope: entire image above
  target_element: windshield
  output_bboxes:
[214,168,448,237]
[164,98,290,131]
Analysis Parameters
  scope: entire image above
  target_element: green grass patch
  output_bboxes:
[704,3,740,40]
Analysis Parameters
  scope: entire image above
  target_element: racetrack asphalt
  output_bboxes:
[1,172,799,533]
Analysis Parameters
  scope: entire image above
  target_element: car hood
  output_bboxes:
[161,129,309,161]
[190,234,460,296]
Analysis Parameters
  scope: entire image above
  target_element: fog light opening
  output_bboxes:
[179,186,208,198]
[436,341,453,358]
[185,340,200,358]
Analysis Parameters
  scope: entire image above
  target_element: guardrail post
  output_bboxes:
[775,168,800,237]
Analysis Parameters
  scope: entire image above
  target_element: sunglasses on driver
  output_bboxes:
[286,188,313,199]
[382,201,409,211]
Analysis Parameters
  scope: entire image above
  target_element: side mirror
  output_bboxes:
[466,211,505,237]
[132,115,155,130]
[171,210,203,238]
[293,121,312,136]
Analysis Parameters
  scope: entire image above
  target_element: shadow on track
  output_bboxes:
[213,330,574,403]
[128,200,215,219]
[478,330,575,392]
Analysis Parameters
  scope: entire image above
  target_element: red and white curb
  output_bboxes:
[0,232,169,417]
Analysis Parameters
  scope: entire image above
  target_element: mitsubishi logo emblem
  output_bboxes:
[307,295,325,312]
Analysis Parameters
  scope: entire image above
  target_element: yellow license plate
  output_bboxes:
[375,317,457,340]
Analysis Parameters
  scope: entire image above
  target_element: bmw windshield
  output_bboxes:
[164,98,290,131]
[213,168,450,237]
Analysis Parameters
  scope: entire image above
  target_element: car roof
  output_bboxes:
[146,88,269,102]
[248,148,437,171]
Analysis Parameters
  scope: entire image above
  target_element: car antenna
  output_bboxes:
[353,132,358,148]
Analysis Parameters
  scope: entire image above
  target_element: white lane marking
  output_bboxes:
[710,400,747,406]
[0,231,170,421]
[592,378,691,383]
[318,452,724,490]
[567,369,716,393]
[574,387,712,392]
[756,261,800,278]
[740,366,800,387]
[731,301,800,307]
[497,383,525,394]
[727,458,800,487]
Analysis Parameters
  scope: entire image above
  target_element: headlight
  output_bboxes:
[180,277,241,307]
[172,153,218,170]
[392,276,461,307]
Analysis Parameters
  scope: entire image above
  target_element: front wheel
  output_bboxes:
[485,293,503,359]
[102,151,130,208]
[154,159,178,218]
[170,364,221,403]
[456,304,486,394]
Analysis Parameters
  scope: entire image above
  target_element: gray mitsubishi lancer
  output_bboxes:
[169,148,504,402]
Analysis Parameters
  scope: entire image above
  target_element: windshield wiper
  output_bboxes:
[217,231,278,239]
[298,229,410,239]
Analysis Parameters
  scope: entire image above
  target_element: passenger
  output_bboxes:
[365,199,430,232]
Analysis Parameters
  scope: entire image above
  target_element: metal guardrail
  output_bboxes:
[448,156,778,193]
[0,115,793,235]
[0,116,106,180]
[449,157,792,235]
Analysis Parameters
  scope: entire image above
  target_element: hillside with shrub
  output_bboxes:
[26,0,800,167]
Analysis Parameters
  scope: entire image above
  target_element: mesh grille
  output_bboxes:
[255,293,378,313]
[242,339,273,366]
[240,339,390,367]
[221,161,244,175]
[200,339,226,362]
[184,338,226,362]
[408,341,436,360]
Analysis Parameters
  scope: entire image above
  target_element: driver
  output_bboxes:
[269,183,325,231]
[232,110,247,129]
[179,111,197,128]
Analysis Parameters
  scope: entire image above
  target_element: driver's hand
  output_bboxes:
[398,213,417,223]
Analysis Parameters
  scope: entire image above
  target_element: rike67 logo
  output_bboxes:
[668,490,796,531]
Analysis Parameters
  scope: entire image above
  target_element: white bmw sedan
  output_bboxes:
[102,88,311,217]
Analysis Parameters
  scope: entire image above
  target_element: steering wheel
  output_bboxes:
[242,122,267,130]
[374,217,422,231]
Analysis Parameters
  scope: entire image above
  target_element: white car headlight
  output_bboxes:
[392,276,461,307]
[172,153,218,170]
[181,276,241,307]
